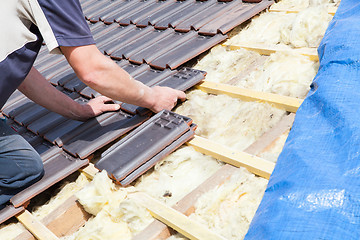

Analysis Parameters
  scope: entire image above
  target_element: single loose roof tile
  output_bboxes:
[10,152,89,208]
[119,123,196,186]
[62,112,149,159]
[95,110,191,182]
[0,205,24,225]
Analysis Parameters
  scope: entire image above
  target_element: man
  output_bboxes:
[0,0,185,209]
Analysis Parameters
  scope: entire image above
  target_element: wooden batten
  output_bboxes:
[14,196,91,240]
[42,195,91,238]
[134,164,239,240]
[269,5,337,15]
[16,210,59,240]
[187,135,275,179]
[197,81,303,113]
[245,113,295,155]
[80,163,99,180]
[130,192,227,240]
[224,42,318,61]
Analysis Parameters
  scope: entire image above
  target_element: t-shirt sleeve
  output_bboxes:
[28,0,94,54]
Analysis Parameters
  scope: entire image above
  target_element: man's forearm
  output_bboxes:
[81,56,155,108]
[62,45,154,107]
[61,45,185,112]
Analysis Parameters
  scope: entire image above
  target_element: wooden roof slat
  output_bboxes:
[187,135,275,179]
[16,210,59,240]
[197,81,303,113]
[269,5,337,15]
[129,192,227,240]
[223,42,319,61]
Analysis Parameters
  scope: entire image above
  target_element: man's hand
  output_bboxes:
[147,86,186,113]
[80,96,120,120]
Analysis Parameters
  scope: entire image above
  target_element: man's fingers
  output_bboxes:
[101,103,121,112]
[177,90,186,101]
[85,96,120,117]
[95,95,113,103]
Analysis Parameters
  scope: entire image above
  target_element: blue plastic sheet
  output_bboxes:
[245,1,360,239]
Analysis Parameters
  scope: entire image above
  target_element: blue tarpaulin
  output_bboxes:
[245,1,360,239]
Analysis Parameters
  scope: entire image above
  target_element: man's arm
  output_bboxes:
[18,67,121,121]
[60,45,186,113]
